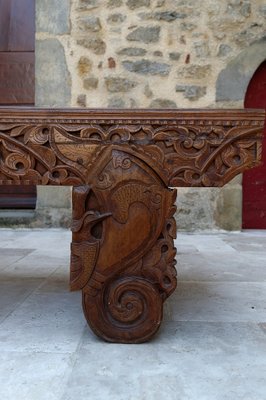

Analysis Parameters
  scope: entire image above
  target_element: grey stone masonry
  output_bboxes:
[126,26,160,43]
[105,77,138,92]
[177,65,212,79]
[117,47,147,56]
[77,38,106,54]
[77,16,102,32]
[108,0,123,7]
[83,77,98,90]
[77,0,99,10]
[36,0,70,34]
[139,11,187,21]
[176,85,207,101]
[77,94,87,107]
[216,38,266,101]
[126,0,150,10]
[35,39,71,107]
[169,52,181,61]
[149,98,177,108]
[107,13,127,23]
[78,57,92,76]
[122,59,171,75]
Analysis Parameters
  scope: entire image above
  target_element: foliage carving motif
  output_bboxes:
[0,109,264,187]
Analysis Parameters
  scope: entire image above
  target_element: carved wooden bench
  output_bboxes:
[0,108,264,343]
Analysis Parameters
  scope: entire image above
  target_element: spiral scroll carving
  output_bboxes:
[83,277,163,343]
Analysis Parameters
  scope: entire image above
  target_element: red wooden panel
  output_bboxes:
[243,61,266,229]
[0,0,36,209]
[0,52,34,104]
[0,0,10,51]
[0,0,35,51]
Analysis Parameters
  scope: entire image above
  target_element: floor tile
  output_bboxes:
[167,281,266,323]
[0,351,74,400]
[0,284,86,353]
[0,278,43,323]
[61,321,266,400]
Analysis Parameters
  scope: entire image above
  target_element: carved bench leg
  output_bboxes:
[70,149,177,343]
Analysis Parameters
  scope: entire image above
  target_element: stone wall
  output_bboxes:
[34,0,266,230]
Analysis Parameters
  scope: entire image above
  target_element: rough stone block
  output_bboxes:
[36,0,70,34]
[77,94,87,107]
[35,39,71,107]
[77,57,92,76]
[107,0,123,7]
[122,59,170,75]
[149,98,177,108]
[177,64,211,79]
[105,77,137,92]
[153,51,163,57]
[117,47,147,56]
[107,13,126,24]
[139,11,187,21]
[259,5,266,16]
[77,0,99,10]
[108,97,126,108]
[194,40,210,58]
[216,38,266,101]
[175,85,206,100]
[234,26,263,48]
[126,26,160,44]
[77,16,102,32]
[214,185,242,230]
[126,0,150,9]
[218,44,232,57]
[227,0,251,18]
[77,38,106,55]
[180,22,197,31]
[169,52,181,61]
[144,84,153,98]
[83,77,99,90]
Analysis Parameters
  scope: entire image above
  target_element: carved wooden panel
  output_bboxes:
[0,108,264,187]
[0,107,265,343]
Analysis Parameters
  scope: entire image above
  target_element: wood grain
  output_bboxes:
[0,0,35,51]
[0,53,34,104]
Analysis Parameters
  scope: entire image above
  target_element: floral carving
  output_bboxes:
[0,109,264,187]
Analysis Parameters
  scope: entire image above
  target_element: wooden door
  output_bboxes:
[242,61,266,228]
[0,0,36,209]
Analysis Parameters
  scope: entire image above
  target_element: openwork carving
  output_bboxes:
[0,109,264,187]
[0,107,264,343]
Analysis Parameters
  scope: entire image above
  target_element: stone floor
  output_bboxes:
[0,229,266,400]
